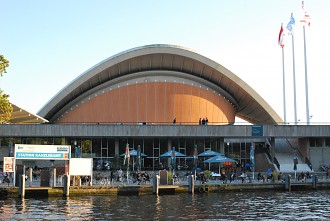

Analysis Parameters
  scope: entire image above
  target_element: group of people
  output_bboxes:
[132,171,150,185]
[172,117,209,125]
[257,170,285,183]
[199,117,208,125]
[298,171,311,181]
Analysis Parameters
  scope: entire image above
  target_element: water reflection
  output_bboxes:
[0,191,329,220]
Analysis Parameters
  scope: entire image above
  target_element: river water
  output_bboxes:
[1,190,330,220]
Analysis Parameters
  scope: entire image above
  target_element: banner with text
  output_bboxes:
[14,144,71,160]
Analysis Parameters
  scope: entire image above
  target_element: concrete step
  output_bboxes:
[280,163,312,173]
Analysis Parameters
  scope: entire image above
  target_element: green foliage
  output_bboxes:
[271,171,279,182]
[203,170,212,179]
[0,55,9,76]
[167,171,173,184]
[0,90,12,123]
[0,54,12,123]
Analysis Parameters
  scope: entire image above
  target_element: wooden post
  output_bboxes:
[29,167,33,187]
[188,175,194,194]
[312,175,317,190]
[63,174,70,197]
[18,174,25,198]
[153,174,159,195]
[285,174,291,191]
[53,168,57,187]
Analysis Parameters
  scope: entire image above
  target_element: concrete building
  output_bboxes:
[1,45,329,173]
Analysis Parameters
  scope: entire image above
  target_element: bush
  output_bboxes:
[167,171,173,184]
[204,170,212,180]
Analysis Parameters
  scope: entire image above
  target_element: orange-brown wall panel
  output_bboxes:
[174,83,184,123]
[156,83,165,123]
[147,83,156,123]
[112,89,120,122]
[57,82,236,125]
[166,83,175,123]
[127,85,136,123]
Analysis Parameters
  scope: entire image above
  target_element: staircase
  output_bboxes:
[274,139,312,173]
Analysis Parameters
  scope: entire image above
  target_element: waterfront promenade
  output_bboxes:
[1,171,330,198]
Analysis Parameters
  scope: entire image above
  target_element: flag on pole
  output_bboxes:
[278,24,285,48]
[286,13,295,35]
[123,143,130,165]
[300,1,311,26]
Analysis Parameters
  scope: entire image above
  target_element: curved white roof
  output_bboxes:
[38,44,282,124]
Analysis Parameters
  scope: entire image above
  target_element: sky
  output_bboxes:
[1,0,330,124]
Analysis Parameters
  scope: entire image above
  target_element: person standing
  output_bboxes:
[173,117,176,124]
[110,171,114,185]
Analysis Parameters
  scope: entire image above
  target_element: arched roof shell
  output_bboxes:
[38,44,282,125]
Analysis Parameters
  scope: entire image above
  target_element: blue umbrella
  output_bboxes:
[120,149,147,157]
[204,155,236,175]
[160,150,186,157]
[198,150,223,157]
[120,148,147,171]
[204,155,236,163]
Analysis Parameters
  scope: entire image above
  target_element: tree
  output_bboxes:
[0,55,13,123]
[0,55,9,76]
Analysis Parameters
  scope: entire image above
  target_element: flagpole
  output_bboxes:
[281,46,287,124]
[303,25,310,125]
[291,33,298,125]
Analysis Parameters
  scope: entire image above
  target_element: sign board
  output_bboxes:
[14,144,71,160]
[3,157,14,172]
[252,125,263,136]
[69,158,93,176]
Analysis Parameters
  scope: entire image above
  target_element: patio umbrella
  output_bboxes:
[120,149,147,157]
[198,150,223,170]
[160,150,186,157]
[160,148,186,174]
[204,155,236,175]
[198,150,223,157]
[120,148,148,171]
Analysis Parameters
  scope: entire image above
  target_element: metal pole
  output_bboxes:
[282,47,287,124]
[303,25,310,125]
[291,35,298,125]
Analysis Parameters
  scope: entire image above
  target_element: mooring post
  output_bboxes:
[153,174,159,195]
[188,175,194,194]
[63,174,70,197]
[53,167,57,187]
[312,175,317,190]
[18,174,25,198]
[29,167,33,187]
[285,174,291,191]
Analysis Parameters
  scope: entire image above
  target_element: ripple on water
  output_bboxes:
[1,191,330,220]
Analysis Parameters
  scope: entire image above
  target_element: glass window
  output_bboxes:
[315,138,323,147]
[326,138,330,147]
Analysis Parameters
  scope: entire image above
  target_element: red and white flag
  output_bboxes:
[278,24,285,48]
[300,1,311,26]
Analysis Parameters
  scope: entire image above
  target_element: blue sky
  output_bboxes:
[1,0,329,124]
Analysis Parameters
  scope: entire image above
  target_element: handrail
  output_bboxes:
[285,138,314,170]
[273,157,280,171]
[265,138,280,171]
